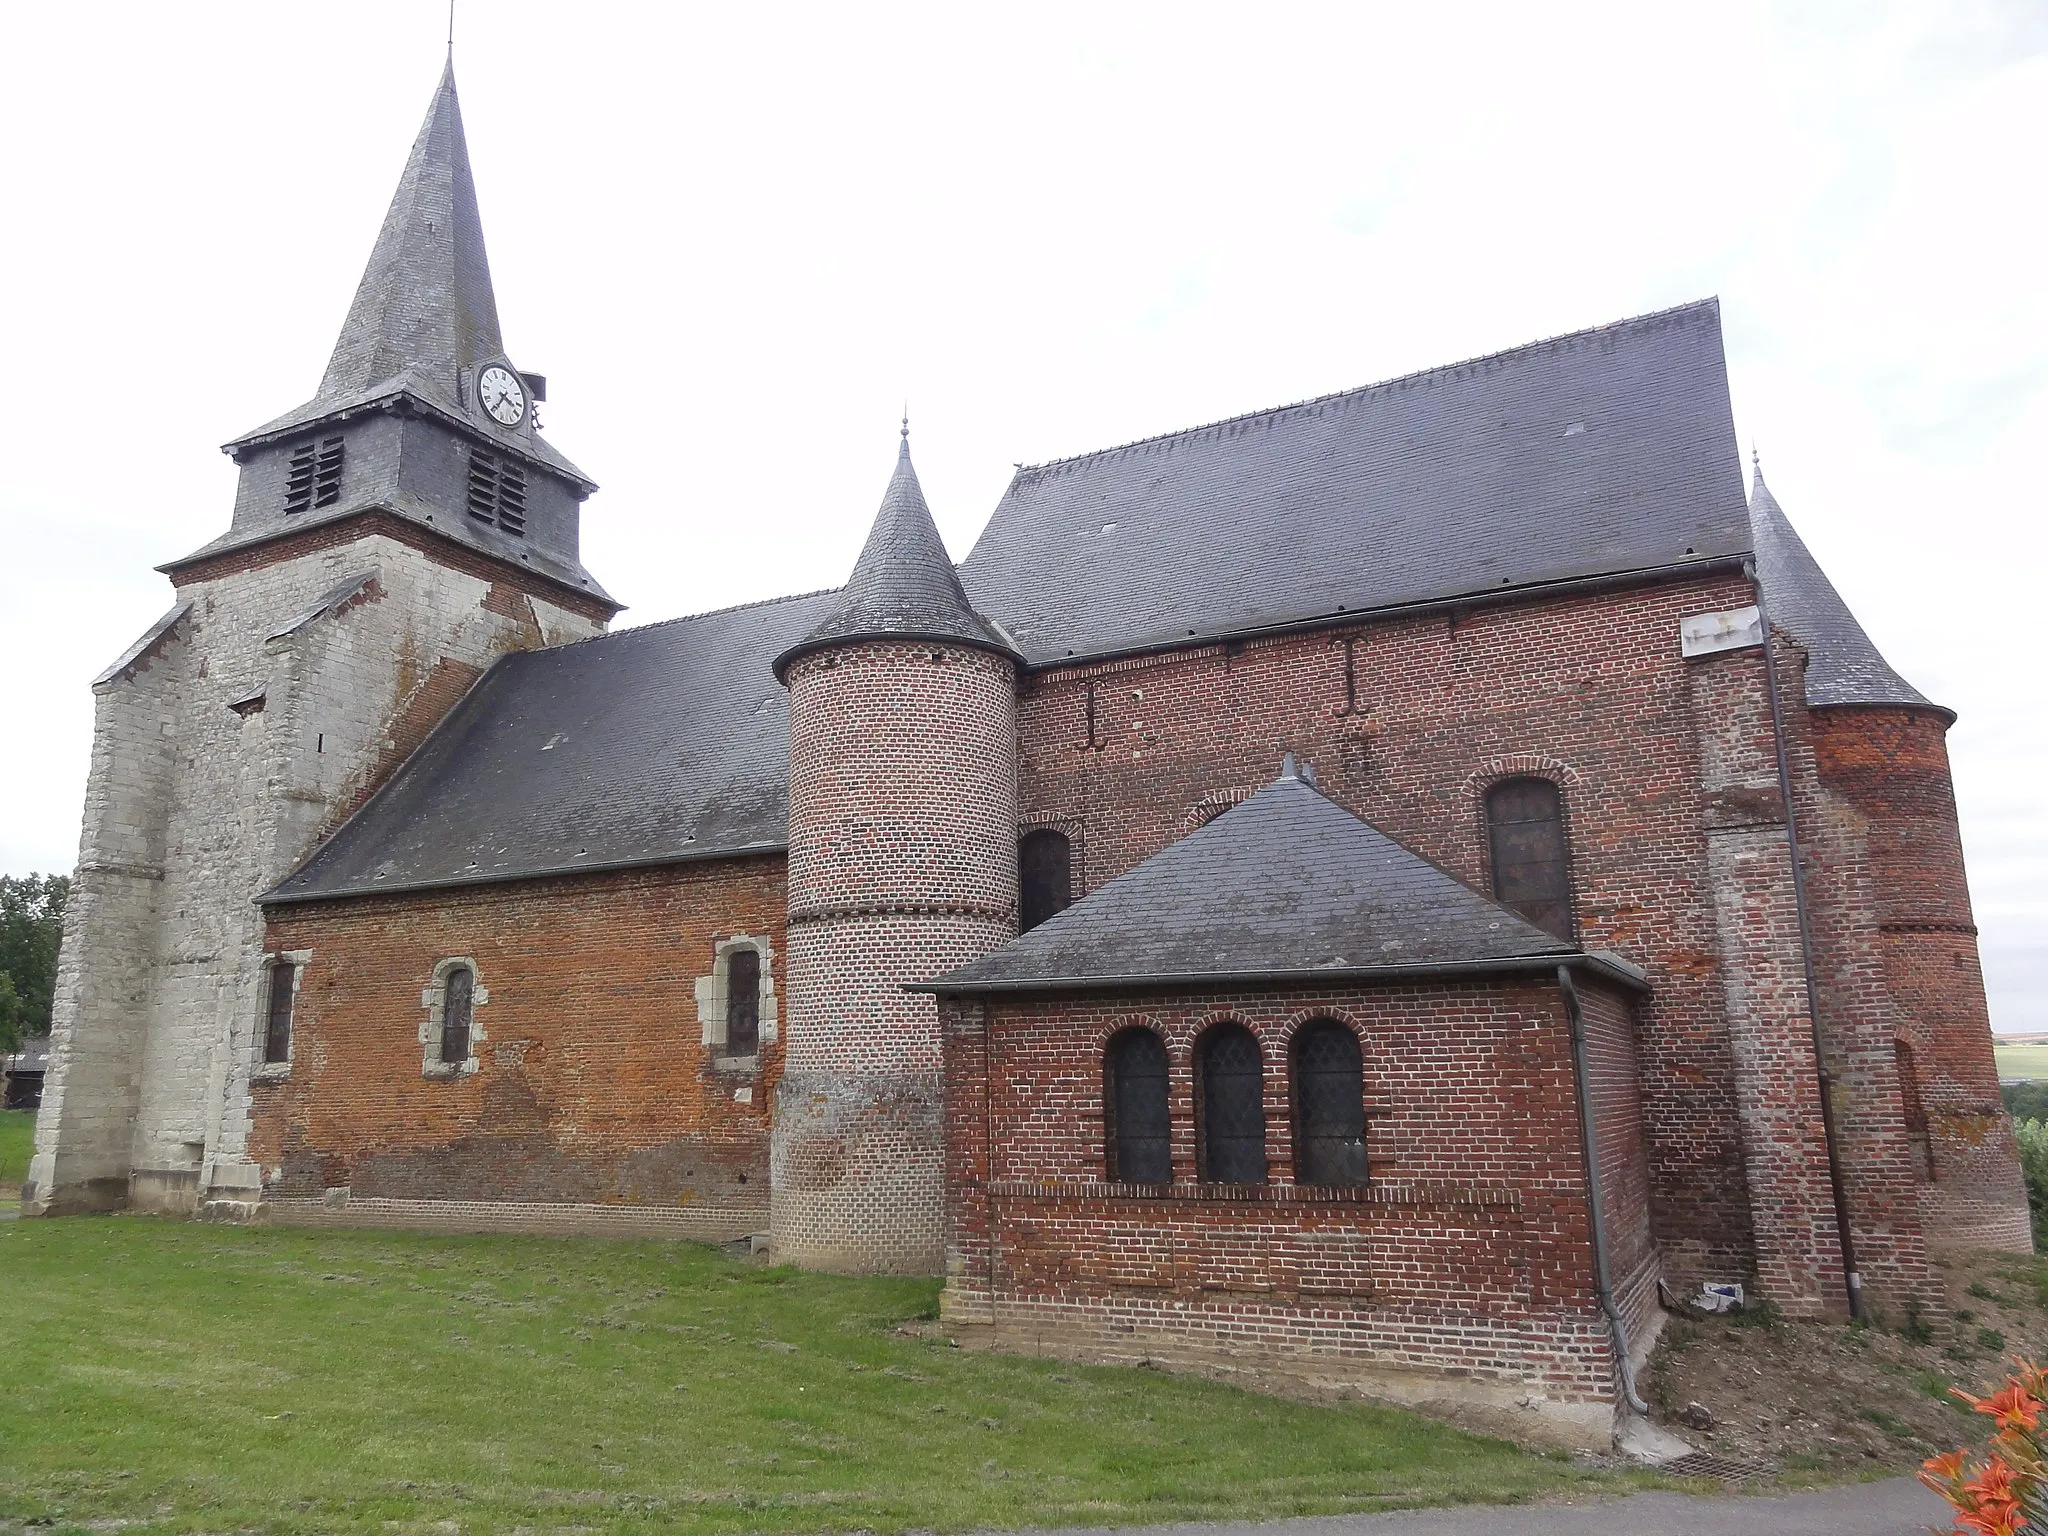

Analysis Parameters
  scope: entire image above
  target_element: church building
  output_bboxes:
[26,65,2026,1445]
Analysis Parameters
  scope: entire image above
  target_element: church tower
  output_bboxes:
[26,63,615,1217]
[771,429,1023,1273]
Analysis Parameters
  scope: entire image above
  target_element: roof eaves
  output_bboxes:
[909,951,1651,998]
[258,837,791,908]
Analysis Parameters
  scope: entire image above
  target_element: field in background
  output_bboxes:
[0,1218,1627,1535]
[1997,1043,2048,1081]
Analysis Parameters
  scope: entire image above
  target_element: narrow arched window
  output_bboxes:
[1104,1028,1170,1184]
[1292,1020,1365,1187]
[726,948,761,1057]
[1019,829,1073,933]
[1486,777,1574,939]
[441,965,475,1065]
[262,962,296,1065]
[1196,1023,1267,1184]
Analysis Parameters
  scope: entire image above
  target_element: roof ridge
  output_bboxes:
[1013,297,1722,478]
[531,584,843,657]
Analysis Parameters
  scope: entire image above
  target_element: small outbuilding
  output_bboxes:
[4,1036,49,1111]
[919,761,1660,1447]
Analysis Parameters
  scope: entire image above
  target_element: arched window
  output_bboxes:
[1292,1020,1365,1187]
[1196,1023,1267,1185]
[441,965,475,1065]
[1485,777,1574,939]
[1019,828,1074,933]
[726,947,761,1057]
[1103,1028,1171,1184]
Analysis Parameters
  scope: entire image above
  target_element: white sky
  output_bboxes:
[3,2,2043,1027]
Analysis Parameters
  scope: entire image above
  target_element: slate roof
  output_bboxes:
[263,590,833,904]
[1747,465,1942,717]
[916,765,1644,994]
[216,61,591,490]
[774,433,1021,680]
[960,299,1754,665]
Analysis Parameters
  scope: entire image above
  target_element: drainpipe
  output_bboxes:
[1746,561,1866,1323]
[1559,964,1649,1414]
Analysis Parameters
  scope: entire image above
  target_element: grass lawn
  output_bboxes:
[0,1219,1635,1535]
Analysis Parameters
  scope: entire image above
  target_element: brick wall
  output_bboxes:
[940,977,1642,1444]
[1015,572,1768,1292]
[1808,706,2029,1255]
[775,641,1018,1274]
[250,857,783,1237]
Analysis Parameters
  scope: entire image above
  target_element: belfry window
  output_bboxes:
[466,448,528,536]
[1292,1020,1366,1187]
[726,948,761,1058]
[1196,1023,1267,1185]
[284,436,343,514]
[1104,1028,1170,1184]
[441,965,475,1065]
[1485,777,1574,939]
[262,961,296,1065]
[1019,829,1073,933]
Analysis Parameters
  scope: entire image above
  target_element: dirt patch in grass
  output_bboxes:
[1644,1248,2048,1481]
[0,1216,1640,1535]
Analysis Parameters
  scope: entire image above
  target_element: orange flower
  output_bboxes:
[1923,1448,1972,1494]
[1973,1384,2045,1434]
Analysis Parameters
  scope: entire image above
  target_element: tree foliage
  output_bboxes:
[0,873,68,1055]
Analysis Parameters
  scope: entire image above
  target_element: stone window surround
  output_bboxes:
[250,949,311,1081]
[420,956,487,1078]
[696,935,777,1073]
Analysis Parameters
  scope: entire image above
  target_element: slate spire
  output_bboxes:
[774,430,1023,680]
[320,59,503,406]
[1749,462,1941,715]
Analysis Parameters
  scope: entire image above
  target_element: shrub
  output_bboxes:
[2016,1119,2048,1250]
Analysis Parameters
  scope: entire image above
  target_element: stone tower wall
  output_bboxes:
[775,641,1018,1273]
[27,530,601,1217]
[1808,705,2031,1254]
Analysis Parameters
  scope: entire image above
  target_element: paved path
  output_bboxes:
[1047,1476,1949,1535]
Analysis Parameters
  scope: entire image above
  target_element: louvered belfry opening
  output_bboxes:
[284,436,344,513]
[1196,1023,1268,1184]
[726,949,761,1057]
[466,448,528,535]
[1485,776,1575,939]
[1104,1027,1171,1184]
[1292,1019,1367,1187]
[1018,828,1073,933]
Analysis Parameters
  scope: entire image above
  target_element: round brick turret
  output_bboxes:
[770,433,1021,1273]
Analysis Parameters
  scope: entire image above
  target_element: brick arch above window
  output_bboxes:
[1182,785,1258,834]
[1460,753,1585,797]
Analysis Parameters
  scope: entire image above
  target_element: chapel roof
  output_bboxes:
[1747,463,1943,717]
[915,763,1644,995]
[773,430,1021,680]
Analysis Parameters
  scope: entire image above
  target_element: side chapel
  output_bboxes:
[27,63,2025,1444]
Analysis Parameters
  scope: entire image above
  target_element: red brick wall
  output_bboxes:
[1808,705,2029,1254]
[254,857,785,1235]
[1014,572,1764,1287]
[941,979,1623,1403]
[1577,978,1660,1352]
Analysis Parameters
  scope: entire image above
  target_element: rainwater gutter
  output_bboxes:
[1745,560,1866,1323]
[1557,964,1650,1415]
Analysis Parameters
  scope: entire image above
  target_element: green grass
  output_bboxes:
[0,1219,1628,1535]
[1995,1043,2048,1082]
[0,1107,34,1186]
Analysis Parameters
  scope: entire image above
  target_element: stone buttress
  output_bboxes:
[770,430,1023,1274]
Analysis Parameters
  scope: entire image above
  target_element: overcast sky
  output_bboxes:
[3,2,2043,1027]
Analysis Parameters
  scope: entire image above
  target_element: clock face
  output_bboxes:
[478,365,526,426]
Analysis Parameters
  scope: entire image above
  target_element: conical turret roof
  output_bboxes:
[224,62,589,488]
[774,431,1023,680]
[1749,464,1942,717]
